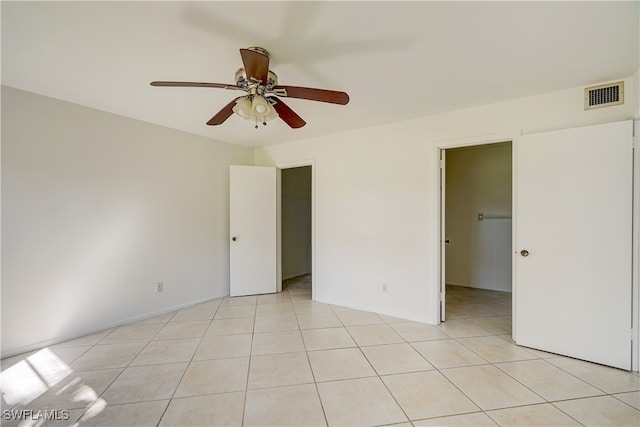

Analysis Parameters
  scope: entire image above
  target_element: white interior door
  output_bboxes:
[230,165,279,297]
[515,120,633,370]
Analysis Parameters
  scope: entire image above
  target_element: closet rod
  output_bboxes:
[478,213,512,221]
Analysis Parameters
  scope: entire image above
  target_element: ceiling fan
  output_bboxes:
[150,47,350,129]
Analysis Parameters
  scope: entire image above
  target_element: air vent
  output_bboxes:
[584,81,624,110]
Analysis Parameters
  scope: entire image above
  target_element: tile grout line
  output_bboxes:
[294,284,331,427]
[341,313,413,424]
[447,286,604,426]
[239,296,258,427]
[155,299,223,426]
[74,325,160,425]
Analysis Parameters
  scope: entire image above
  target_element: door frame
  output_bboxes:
[277,159,316,301]
[434,131,520,326]
[633,120,639,371]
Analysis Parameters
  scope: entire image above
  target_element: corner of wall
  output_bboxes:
[251,146,260,166]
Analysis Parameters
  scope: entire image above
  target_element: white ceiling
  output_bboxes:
[2,1,638,147]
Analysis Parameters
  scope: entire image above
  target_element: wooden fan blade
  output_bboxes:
[207,97,241,126]
[240,48,269,84]
[273,85,349,105]
[272,97,306,129]
[150,81,240,90]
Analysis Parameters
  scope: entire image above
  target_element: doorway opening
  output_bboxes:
[441,142,513,331]
[281,165,313,299]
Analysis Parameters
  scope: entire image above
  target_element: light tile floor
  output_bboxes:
[2,279,639,426]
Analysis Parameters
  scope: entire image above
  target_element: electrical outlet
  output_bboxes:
[382,283,389,293]
[156,282,164,293]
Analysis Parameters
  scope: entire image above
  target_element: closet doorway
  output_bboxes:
[441,142,513,331]
[281,165,313,298]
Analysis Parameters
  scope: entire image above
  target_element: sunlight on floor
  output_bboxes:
[1,348,105,426]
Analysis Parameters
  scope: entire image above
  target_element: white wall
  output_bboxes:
[255,77,637,325]
[3,75,637,355]
[1,86,253,357]
[445,143,512,292]
[281,167,312,280]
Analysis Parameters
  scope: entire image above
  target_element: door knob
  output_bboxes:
[520,249,529,257]
[232,236,238,242]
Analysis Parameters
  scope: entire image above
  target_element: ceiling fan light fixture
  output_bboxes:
[151,46,349,129]
[233,95,278,125]
[251,95,278,122]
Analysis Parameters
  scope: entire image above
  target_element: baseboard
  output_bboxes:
[447,282,512,293]
[445,280,470,287]
[283,271,312,281]
[1,291,229,359]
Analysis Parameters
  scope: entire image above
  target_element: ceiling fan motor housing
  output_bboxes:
[235,68,278,89]
[247,46,270,58]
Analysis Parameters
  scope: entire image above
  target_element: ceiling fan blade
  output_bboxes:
[272,97,306,129]
[240,48,270,84]
[150,81,240,90]
[273,85,349,105]
[207,97,242,126]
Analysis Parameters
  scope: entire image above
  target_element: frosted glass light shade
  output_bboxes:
[232,97,253,120]
[233,95,278,123]
[251,95,278,122]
